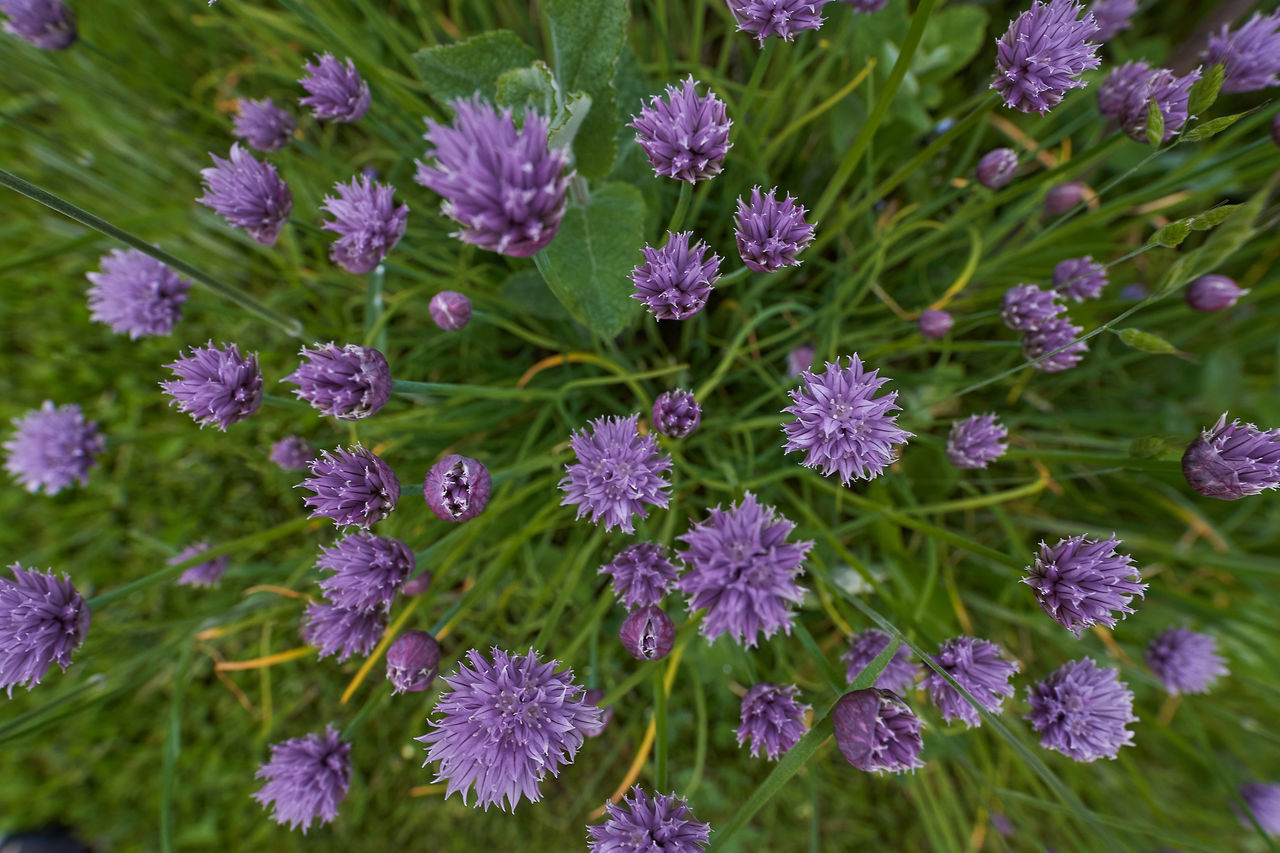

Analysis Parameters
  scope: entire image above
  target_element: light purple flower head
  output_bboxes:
[416,97,571,258]
[0,564,89,696]
[734,187,815,273]
[197,144,293,246]
[0,0,75,49]
[1204,11,1280,94]
[1089,0,1136,41]
[600,542,681,610]
[652,390,702,439]
[559,414,672,534]
[321,176,408,274]
[992,0,1101,114]
[1144,627,1227,695]
[580,689,614,738]
[417,647,602,812]
[4,401,103,495]
[1098,61,1153,116]
[832,687,925,774]
[299,53,370,122]
[946,414,1009,469]
[918,309,953,340]
[402,572,433,597]
[315,532,413,611]
[171,542,230,589]
[271,436,316,471]
[841,628,921,694]
[976,148,1019,189]
[629,76,732,182]
[1186,275,1247,313]
[284,342,391,421]
[736,682,810,760]
[1022,535,1146,636]
[1119,66,1201,143]
[1023,316,1088,373]
[922,637,1021,728]
[676,492,812,648]
[588,787,711,852]
[843,0,888,12]
[782,355,912,485]
[233,97,295,153]
[619,605,676,661]
[386,630,441,694]
[1024,657,1136,761]
[430,291,472,330]
[303,601,387,662]
[1052,256,1108,302]
[297,445,399,528]
[727,0,831,44]
[631,231,722,321]
[1183,413,1280,500]
[1239,783,1280,836]
[85,249,191,339]
[252,726,351,833]
[1044,182,1086,215]
[160,342,263,430]
[787,343,816,377]
[1001,284,1065,331]
[424,454,490,523]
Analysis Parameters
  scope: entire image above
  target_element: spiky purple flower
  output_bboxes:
[1052,256,1108,302]
[1044,182,1086,215]
[253,726,351,833]
[423,454,490,523]
[233,98,295,153]
[4,401,103,495]
[1118,66,1201,143]
[299,53,370,122]
[1239,783,1280,836]
[1001,284,1065,331]
[976,148,1019,189]
[841,629,921,694]
[630,231,722,320]
[284,342,391,421]
[787,343,815,377]
[1144,627,1227,695]
[587,787,711,852]
[736,682,810,760]
[727,0,830,44]
[85,249,191,339]
[843,0,887,12]
[1025,657,1136,761]
[734,187,814,273]
[1189,413,1280,504]
[992,0,1101,114]
[559,414,672,534]
[619,605,676,661]
[315,532,413,611]
[271,436,316,471]
[303,601,387,662]
[1186,274,1247,313]
[416,97,571,258]
[629,76,732,183]
[652,390,702,438]
[321,176,408,274]
[160,341,263,430]
[297,445,399,528]
[1098,61,1153,116]
[1023,316,1088,372]
[429,291,472,330]
[918,309,953,340]
[923,637,1020,728]
[832,688,925,774]
[416,647,602,811]
[386,630,441,694]
[171,542,229,589]
[600,542,681,610]
[1089,0,1136,40]
[677,492,812,648]
[197,144,293,246]
[0,565,89,696]
[0,0,74,49]
[1204,11,1280,94]
[1023,535,1145,636]
[946,414,1009,470]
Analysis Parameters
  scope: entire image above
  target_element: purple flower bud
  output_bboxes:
[992,0,1101,114]
[736,682,810,760]
[1119,66,1201,143]
[580,689,614,738]
[652,389,702,438]
[588,787,710,851]
[1023,316,1088,373]
[975,148,1019,189]
[85,248,191,339]
[1186,274,1247,312]
[1043,181,1086,215]
[619,605,675,661]
[1097,61,1153,117]
[233,97,295,153]
[1239,783,1280,836]
[386,630,440,694]
[3,401,104,495]
[424,454,491,523]
[1089,0,1136,41]
[316,532,413,611]
[841,629,921,694]
[429,291,472,330]
[299,53,370,122]
[303,601,387,662]
[1052,256,1108,302]
[321,176,408,274]
[734,186,815,273]
[1120,282,1149,301]
[631,231,721,321]
[600,542,681,610]
[402,572,432,597]
[1024,657,1136,762]
[727,0,830,44]
[0,0,75,50]
[171,541,230,588]
[844,0,887,12]
[253,726,351,833]
[0,564,90,696]
[629,76,732,183]
[1203,11,1280,94]
[918,308,953,339]
[1182,413,1280,500]
[1001,284,1065,331]
[559,414,672,534]
[1023,535,1146,636]
[832,688,925,774]
[161,341,263,430]
[284,342,391,421]
[298,445,399,528]
[922,636,1020,728]
[271,436,316,471]
[787,343,815,377]
[946,414,1009,469]
[1144,627,1228,695]
[197,144,293,246]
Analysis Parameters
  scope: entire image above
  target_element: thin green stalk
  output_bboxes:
[653,665,669,792]
[365,264,388,352]
[342,682,388,740]
[664,181,693,235]
[159,640,193,853]
[390,378,558,401]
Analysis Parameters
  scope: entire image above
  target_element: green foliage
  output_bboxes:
[545,0,628,178]
[414,30,538,106]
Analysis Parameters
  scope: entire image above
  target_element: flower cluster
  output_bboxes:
[629,76,732,182]
[734,187,814,273]
[161,342,263,430]
[631,231,722,320]
[945,414,1009,470]
[284,342,392,421]
[600,542,681,610]
[1025,658,1136,762]
[1182,413,1280,500]
[559,414,672,533]
[0,564,90,696]
[992,0,1101,114]
[315,532,413,611]
[4,401,104,495]
[297,445,400,528]
[922,637,1021,728]
[299,53,370,122]
[253,726,352,833]
[86,249,191,339]
[197,144,293,246]
[1144,627,1228,695]
[841,629,921,694]
[171,542,230,589]
[832,688,925,774]
[736,682,810,760]
[424,455,491,523]
[587,787,711,852]
[1022,535,1146,636]
[320,176,409,274]
[727,0,830,44]
[233,98,295,152]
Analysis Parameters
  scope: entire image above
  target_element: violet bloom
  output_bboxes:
[677,492,812,648]
[402,572,432,597]
[1204,11,1280,94]
[315,532,413,611]
[303,601,387,661]
[1119,66,1201,143]
[423,454,490,523]
[4,401,104,495]
[976,148,1019,190]
[844,0,887,12]
[922,637,1021,728]
[581,689,614,738]
[787,343,815,377]
[652,390,702,438]
[0,564,90,696]
[600,542,681,609]
[284,342,391,421]
[734,187,814,273]
[587,787,711,852]
[85,248,191,339]
[233,98,295,153]
[782,355,912,485]
[1089,0,1136,40]
[1098,61,1153,117]
[1144,627,1228,695]
[429,291,472,330]
[1002,285,1065,332]
[299,53,370,122]
[832,688,925,774]
[559,414,672,534]
[321,176,408,274]
[161,342,263,430]
[1025,657,1136,762]
[629,76,733,182]
[619,605,676,661]
[1044,182,1086,215]
[727,0,830,44]
[1023,317,1088,373]
[197,144,293,246]
[1186,275,1247,313]
[1182,413,1280,500]
[171,542,230,589]
[946,414,1009,469]
[918,309,953,340]
[841,629,921,694]
[271,436,316,471]
[1022,535,1146,636]
[386,630,441,694]
[253,726,351,833]
[1052,256,1108,302]
[298,445,399,528]
[417,647,603,811]
[1239,783,1280,836]
[0,0,74,49]
[630,231,722,320]
[992,0,1101,114]
[416,97,571,257]
[736,682,810,760]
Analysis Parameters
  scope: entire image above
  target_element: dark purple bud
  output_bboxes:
[580,688,614,738]
[651,390,702,438]
[0,0,75,50]
[832,688,925,774]
[975,148,1018,189]
[619,605,675,661]
[917,309,953,339]
[429,291,472,330]
[386,630,441,694]
[1182,413,1280,500]
[1185,275,1247,313]
[402,572,433,597]
[270,436,316,471]
[299,53,370,123]
[1044,182,1086,215]
[423,454,490,522]
[233,98,295,153]
[284,342,391,421]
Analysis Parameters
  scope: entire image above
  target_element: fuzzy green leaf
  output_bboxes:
[1114,328,1180,356]
[1150,220,1192,248]
[545,0,627,177]
[413,31,537,106]
[1190,204,1240,231]
[494,61,556,115]
[1182,111,1248,142]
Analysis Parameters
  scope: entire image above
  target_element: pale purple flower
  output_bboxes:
[629,76,732,182]
[946,414,1009,469]
[1119,66,1201,143]
[736,682,810,760]
[85,248,191,339]
[922,637,1021,728]
[1089,0,1136,41]
[1052,256,1108,302]
[652,390,702,438]
[297,445,399,528]
[253,726,351,833]
[1044,182,1086,215]
[581,689,614,738]
[299,53,370,122]
[619,605,676,661]
[559,414,672,534]
[787,343,815,377]
[303,601,387,661]
[4,401,103,495]
[1001,284,1065,331]
[1186,275,1247,313]
[423,454,490,523]
[160,342,263,430]
[1022,535,1146,636]
[727,0,830,44]
[233,98,295,153]
[600,542,681,609]
[0,0,74,49]
[734,186,814,273]
[1183,413,1280,500]
[271,436,316,471]
[916,308,953,339]
[832,687,925,774]
[1120,282,1149,301]
[1204,11,1280,94]
[0,564,89,696]
[1024,657,1136,761]
[844,0,887,12]
[1023,316,1088,373]
[430,291,472,330]
[171,542,229,588]
[315,532,413,611]
[283,342,391,421]
[1239,783,1280,836]
[416,647,602,811]
[1144,627,1227,695]
[976,148,1019,189]
[630,231,722,320]
[677,492,812,648]
[402,572,433,597]
[321,176,408,274]
[587,787,710,852]
[841,628,921,694]
[197,144,293,246]
[992,0,1101,114]
[1098,61,1153,116]
[386,630,441,694]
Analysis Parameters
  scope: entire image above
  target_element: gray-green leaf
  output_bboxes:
[414,31,538,107]
[1114,328,1181,355]
[1182,111,1248,141]
[545,0,628,178]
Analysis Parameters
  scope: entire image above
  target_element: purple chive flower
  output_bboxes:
[386,630,441,694]
[298,445,399,528]
[1052,256,1108,302]
[946,414,1009,470]
[283,342,391,421]
[782,355,912,485]
[619,605,676,661]
[417,647,602,812]
[253,726,351,834]
[1144,627,1228,695]
[1204,12,1280,94]
[161,342,263,430]
[734,187,815,273]
[1239,783,1280,836]
[315,532,413,611]
[233,98,295,153]
[652,390,702,438]
[402,572,432,597]
[271,436,316,471]
[1186,274,1248,313]
[429,291,472,330]
[832,688,925,774]
[1089,0,1136,40]
[588,787,711,852]
[677,492,812,648]
[0,564,89,696]
[1182,413,1280,500]
[0,0,75,49]
[4,401,103,495]
[581,689,614,738]
[321,176,408,274]
[1044,182,1086,215]
[303,601,387,661]
[1119,66,1201,143]
[629,76,733,182]
[600,542,681,609]
[976,148,1019,190]
[1022,535,1146,636]
[736,682,810,760]
[423,454,491,523]
[416,97,571,258]
[844,0,888,12]
[727,0,830,44]
[1120,282,1149,301]
[559,414,672,534]
[85,249,191,339]
[630,231,722,320]
[299,53,370,122]
[1024,657,1136,761]
[1097,61,1153,116]
[1001,284,1066,331]
[787,343,816,377]
[918,309,954,340]
[197,144,293,246]
[1023,316,1088,373]
[992,0,1101,114]
[841,629,921,694]
[171,542,230,589]
[922,637,1021,728]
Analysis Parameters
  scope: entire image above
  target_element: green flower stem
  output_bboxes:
[341,682,388,740]
[389,378,559,401]
[365,263,388,352]
[664,181,694,235]
[653,664,669,791]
